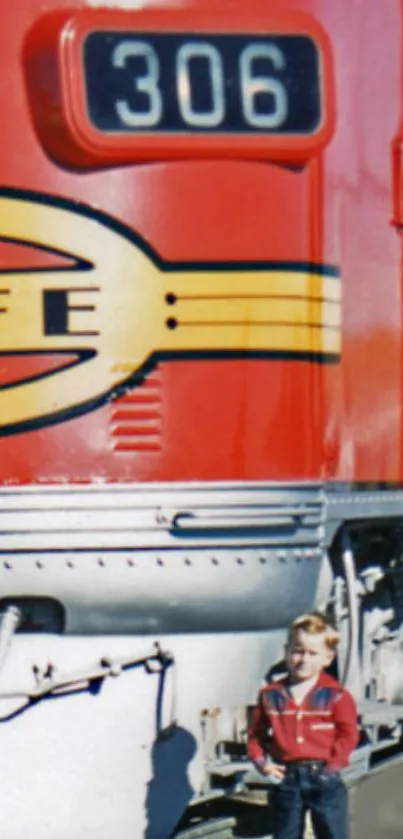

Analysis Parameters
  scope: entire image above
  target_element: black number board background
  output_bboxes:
[84,32,321,135]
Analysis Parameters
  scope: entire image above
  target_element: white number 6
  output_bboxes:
[240,44,288,129]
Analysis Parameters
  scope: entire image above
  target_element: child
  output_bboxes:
[248,612,358,839]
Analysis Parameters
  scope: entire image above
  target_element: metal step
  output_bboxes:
[358,700,403,727]
[174,817,236,839]
[209,747,371,788]
[369,736,400,753]
[208,760,251,778]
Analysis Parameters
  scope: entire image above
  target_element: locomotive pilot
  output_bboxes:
[248,613,359,839]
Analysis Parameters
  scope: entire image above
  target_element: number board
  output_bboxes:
[24,10,335,167]
[84,33,320,136]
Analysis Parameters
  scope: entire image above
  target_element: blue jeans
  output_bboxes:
[270,764,349,839]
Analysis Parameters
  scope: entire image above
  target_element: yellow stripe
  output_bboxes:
[172,297,341,329]
[164,270,341,303]
[162,322,341,355]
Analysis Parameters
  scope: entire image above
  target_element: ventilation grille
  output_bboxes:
[110,368,163,453]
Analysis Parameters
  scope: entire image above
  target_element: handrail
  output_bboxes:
[0,641,175,725]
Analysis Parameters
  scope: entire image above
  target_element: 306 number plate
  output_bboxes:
[25,10,334,166]
[83,33,321,135]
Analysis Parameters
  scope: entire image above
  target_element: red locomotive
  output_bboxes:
[0,1,402,838]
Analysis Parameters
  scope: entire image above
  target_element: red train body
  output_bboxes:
[1,3,403,839]
[0,0,400,487]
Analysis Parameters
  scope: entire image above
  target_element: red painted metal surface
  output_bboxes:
[0,0,401,485]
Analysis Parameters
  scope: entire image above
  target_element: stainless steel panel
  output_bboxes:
[0,482,324,550]
[0,482,326,633]
[0,545,325,634]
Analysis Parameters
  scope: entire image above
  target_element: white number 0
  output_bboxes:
[176,43,225,127]
[112,41,163,127]
[240,44,288,129]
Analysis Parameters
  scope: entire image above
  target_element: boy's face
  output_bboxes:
[285,629,334,683]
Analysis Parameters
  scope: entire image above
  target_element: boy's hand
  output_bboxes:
[262,761,286,782]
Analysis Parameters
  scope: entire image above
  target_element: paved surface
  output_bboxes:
[349,758,403,839]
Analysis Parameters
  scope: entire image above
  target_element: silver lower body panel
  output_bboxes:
[0,481,327,634]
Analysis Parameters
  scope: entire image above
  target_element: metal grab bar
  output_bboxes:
[155,507,307,531]
[173,513,298,531]
[0,642,175,724]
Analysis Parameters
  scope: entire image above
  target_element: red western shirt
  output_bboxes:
[248,671,359,771]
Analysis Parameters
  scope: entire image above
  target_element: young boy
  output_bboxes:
[248,613,358,839]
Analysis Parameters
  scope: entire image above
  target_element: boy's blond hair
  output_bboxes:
[288,612,340,652]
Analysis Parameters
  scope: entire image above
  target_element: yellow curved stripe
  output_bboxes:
[0,195,341,429]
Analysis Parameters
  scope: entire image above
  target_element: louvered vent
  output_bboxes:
[110,368,162,453]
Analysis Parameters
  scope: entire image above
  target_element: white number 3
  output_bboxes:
[112,41,163,127]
